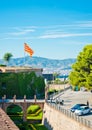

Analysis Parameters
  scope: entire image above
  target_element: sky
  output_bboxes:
[0,0,92,60]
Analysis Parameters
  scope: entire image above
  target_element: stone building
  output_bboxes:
[0,66,43,77]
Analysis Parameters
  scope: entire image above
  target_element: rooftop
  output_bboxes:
[0,108,19,130]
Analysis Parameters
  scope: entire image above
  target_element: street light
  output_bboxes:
[63,74,66,93]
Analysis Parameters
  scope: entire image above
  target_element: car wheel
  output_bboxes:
[80,112,83,115]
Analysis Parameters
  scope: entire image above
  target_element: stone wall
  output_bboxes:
[42,103,92,130]
[49,84,70,90]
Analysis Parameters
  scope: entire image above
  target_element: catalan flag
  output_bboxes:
[24,43,34,57]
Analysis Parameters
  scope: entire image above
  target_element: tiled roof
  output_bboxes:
[0,108,19,130]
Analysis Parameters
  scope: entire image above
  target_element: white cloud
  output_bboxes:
[38,21,92,39]
[7,29,35,36]
[1,21,92,40]
[38,21,92,29]
[0,36,35,40]
[39,33,92,39]
[75,20,92,28]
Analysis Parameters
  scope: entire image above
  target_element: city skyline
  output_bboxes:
[0,0,92,60]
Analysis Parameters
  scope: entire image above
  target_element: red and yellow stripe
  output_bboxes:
[24,43,34,57]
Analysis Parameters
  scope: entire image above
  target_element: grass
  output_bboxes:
[32,124,48,130]
[27,105,40,114]
[7,104,22,115]
[7,104,43,120]
[7,104,45,129]
[17,123,48,130]
[27,105,43,120]
[27,112,43,120]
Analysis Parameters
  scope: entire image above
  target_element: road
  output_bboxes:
[54,89,92,121]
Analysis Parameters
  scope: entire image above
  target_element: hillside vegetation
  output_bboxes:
[0,56,76,70]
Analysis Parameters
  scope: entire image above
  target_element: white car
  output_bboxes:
[75,106,91,116]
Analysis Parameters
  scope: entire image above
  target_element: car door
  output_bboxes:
[83,107,89,114]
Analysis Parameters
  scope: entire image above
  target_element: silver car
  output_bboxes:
[75,106,91,116]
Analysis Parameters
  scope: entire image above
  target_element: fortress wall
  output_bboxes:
[42,103,92,130]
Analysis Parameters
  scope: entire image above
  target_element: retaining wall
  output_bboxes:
[42,103,92,130]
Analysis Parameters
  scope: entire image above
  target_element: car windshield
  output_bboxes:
[72,104,79,108]
[77,106,86,110]
[72,104,86,109]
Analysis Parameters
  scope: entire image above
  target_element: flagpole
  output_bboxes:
[24,43,26,66]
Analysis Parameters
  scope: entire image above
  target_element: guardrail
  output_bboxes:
[49,86,71,100]
[47,102,92,129]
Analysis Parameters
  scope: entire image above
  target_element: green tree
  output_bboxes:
[3,52,13,66]
[53,72,59,83]
[69,44,92,90]
[0,72,45,99]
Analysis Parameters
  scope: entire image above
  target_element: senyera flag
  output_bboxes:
[24,43,34,57]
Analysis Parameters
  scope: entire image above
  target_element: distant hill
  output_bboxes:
[0,56,76,73]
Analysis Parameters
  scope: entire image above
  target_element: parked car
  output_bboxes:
[75,106,91,116]
[70,104,87,112]
[55,99,64,105]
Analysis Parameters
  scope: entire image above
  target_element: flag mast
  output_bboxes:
[24,43,26,66]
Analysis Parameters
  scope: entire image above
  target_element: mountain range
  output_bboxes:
[0,56,76,73]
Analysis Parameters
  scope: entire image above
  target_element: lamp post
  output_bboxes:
[63,74,66,93]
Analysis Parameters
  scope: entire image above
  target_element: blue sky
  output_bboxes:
[0,0,92,59]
